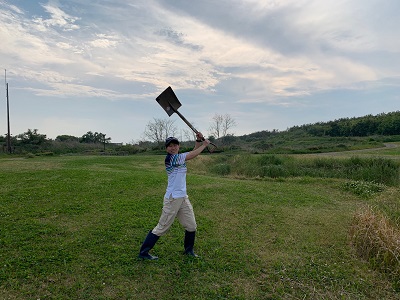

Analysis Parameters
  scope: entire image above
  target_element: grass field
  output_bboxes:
[1,150,399,299]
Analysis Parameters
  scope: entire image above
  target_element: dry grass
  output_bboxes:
[350,205,400,282]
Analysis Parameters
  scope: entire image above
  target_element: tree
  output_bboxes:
[80,131,111,144]
[80,131,95,143]
[208,113,237,139]
[17,129,47,145]
[56,135,79,142]
[143,118,177,145]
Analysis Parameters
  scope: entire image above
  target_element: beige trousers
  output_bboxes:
[152,196,197,236]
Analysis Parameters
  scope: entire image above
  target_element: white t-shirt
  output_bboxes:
[164,152,188,198]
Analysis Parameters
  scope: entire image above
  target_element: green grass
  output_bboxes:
[1,154,400,299]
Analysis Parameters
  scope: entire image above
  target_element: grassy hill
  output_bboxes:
[210,111,400,154]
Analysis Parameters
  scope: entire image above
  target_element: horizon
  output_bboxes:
[6,109,399,144]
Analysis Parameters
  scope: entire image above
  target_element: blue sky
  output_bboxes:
[1,0,399,143]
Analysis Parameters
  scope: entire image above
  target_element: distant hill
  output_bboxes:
[241,111,400,139]
[220,111,400,154]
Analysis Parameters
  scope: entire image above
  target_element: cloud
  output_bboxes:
[7,3,24,14]
[1,1,399,111]
[3,0,395,103]
[155,28,203,51]
[33,2,80,31]
[89,34,119,49]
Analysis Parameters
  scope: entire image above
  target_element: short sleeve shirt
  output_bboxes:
[164,152,188,198]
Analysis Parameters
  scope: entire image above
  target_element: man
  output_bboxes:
[138,132,211,260]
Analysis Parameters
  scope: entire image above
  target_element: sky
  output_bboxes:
[1,0,399,144]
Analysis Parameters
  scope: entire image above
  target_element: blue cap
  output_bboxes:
[165,137,179,147]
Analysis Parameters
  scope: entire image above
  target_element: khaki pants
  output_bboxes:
[152,196,197,236]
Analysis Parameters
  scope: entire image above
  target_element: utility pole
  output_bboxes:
[5,69,11,154]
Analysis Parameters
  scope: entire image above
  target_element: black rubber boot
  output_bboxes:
[138,230,160,260]
[184,230,199,257]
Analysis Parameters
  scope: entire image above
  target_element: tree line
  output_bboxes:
[1,111,399,155]
[0,113,237,154]
[243,111,400,140]
[290,111,400,137]
[1,130,113,154]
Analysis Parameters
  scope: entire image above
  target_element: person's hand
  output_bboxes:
[196,132,204,141]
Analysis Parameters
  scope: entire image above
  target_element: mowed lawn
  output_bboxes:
[0,155,399,299]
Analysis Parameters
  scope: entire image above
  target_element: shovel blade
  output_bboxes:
[156,86,182,117]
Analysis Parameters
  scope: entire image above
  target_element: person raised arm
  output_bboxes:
[186,132,210,161]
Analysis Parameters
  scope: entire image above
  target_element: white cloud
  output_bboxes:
[89,34,119,48]
[2,0,396,101]
[7,3,24,14]
[36,2,80,31]
[56,42,73,49]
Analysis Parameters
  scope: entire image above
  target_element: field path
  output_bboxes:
[312,142,399,157]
